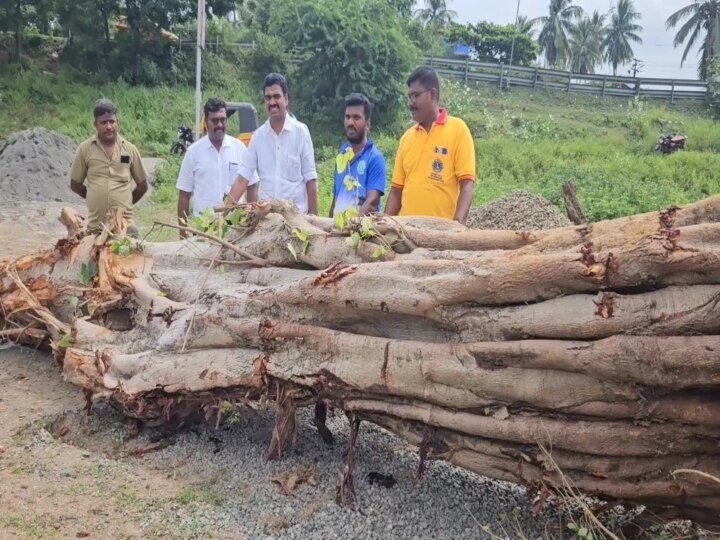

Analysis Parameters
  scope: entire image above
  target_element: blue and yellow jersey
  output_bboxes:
[333,139,386,216]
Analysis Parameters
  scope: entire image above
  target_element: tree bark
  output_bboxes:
[2,197,720,526]
[562,180,587,224]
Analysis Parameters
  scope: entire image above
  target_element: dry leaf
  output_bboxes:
[271,470,318,496]
[59,426,70,437]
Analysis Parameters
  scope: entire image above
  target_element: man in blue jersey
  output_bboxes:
[329,93,386,217]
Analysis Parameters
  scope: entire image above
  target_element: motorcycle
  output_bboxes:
[170,125,194,155]
[654,133,687,154]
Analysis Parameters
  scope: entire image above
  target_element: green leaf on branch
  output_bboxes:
[80,261,98,285]
[360,216,375,238]
[287,242,298,261]
[57,333,71,349]
[291,228,308,243]
[371,245,387,259]
[346,232,362,249]
[69,296,80,314]
[335,211,347,231]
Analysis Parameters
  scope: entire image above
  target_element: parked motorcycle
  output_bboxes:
[654,133,687,154]
[170,125,194,155]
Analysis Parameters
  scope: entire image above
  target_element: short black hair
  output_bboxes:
[93,99,117,119]
[344,93,372,120]
[204,97,227,118]
[263,73,289,95]
[407,66,440,100]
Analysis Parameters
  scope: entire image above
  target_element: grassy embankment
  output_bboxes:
[2,70,719,235]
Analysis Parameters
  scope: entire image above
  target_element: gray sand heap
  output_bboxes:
[0,127,77,203]
[467,189,571,230]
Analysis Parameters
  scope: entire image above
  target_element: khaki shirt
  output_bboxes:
[69,135,148,231]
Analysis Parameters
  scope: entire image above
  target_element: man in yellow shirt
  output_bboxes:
[69,99,148,236]
[385,66,475,224]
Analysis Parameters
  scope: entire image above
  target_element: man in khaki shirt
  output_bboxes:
[69,99,148,236]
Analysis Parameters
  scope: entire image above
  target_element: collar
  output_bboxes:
[341,138,374,159]
[414,108,448,130]
[264,113,295,134]
[204,134,232,149]
[93,134,124,147]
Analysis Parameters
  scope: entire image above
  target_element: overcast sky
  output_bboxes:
[447,0,701,80]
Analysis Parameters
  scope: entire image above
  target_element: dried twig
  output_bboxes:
[181,246,223,353]
[672,469,720,485]
[154,221,267,266]
[538,444,621,540]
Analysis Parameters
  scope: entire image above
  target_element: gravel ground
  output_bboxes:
[43,401,559,539]
[0,127,78,203]
[467,190,571,230]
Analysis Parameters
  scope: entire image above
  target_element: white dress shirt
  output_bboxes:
[176,135,259,216]
[236,114,317,214]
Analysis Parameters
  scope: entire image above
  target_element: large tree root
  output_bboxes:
[2,197,720,529]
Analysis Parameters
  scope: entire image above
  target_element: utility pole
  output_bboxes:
[506,0,521,89]
[195,0,206,141]
[629,58,644,78]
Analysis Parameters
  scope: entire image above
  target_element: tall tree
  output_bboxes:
[534,0,584,68]
[603,0,643,76]
[568,11,606,74]
[414,0,457,30]
[666,0,720,81]
[516,15,536,39]
[447,22,538,66]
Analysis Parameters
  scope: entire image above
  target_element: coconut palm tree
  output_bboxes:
[534,0,584,68]
[666,0,720,81]
[516,15,537,39]
[603,0,643,76]
[414,0,458,30]
[568,11,607,74]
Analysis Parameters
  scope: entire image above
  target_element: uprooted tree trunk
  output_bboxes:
[2,198,720,529]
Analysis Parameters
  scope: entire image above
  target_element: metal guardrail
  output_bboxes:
[428,56,708,102]
[172,38,708,103]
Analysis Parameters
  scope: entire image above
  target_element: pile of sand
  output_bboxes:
[0,127,78,203]
[467,189,571,230]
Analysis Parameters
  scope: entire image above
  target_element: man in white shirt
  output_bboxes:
[176,98,259,237]
[227,73,318,214]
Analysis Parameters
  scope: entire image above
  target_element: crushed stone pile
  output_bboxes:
[0,127,77,203]
[467,189,571,230]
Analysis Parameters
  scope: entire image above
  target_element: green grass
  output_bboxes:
[0,514,57,538]
[2,70,719,222]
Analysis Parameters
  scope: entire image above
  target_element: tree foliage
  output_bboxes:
[265,0,421,127]
[414,0,457,30]
[446,22,538,66]
[534,0,584,68]
[666,0,720,81]
[603,0,643,76]
[568,11,606,74]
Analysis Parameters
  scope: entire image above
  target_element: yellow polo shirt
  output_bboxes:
[391,108,475,219]
[69,135,147,231]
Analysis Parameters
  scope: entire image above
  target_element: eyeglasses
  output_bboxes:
[208,117,227,126]
[406,89,432,102]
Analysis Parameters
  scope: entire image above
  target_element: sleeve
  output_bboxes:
[175,147,195,193]
[366,151,387,195]
[236,136,258,181]
[129,143,148,182]
[300,126,317,182]
[69,146,88,184]
[237,142,259,186]
[454,120,476,181]
[391,136,406,189]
